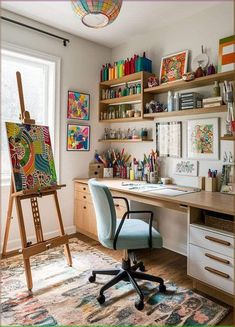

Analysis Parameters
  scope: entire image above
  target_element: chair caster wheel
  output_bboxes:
[159,284,166,293]
[97,294,105,304]
[135,299,144,311]
[139,264,145,272]
[88,275,96,283]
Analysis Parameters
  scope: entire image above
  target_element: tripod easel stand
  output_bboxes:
[2,72,72,291]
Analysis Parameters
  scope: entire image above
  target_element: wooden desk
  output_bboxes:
[74,178,235,306]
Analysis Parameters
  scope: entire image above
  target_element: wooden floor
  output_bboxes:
[77,233,234,326]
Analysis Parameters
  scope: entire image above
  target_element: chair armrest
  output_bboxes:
[113,210,154,250]
[112,196,130,212]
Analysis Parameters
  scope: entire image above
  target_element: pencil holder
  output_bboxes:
[205,177,217,192]
[149,172,158,184]
[103,168,113,178]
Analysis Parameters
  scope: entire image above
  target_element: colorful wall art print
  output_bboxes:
[174,160,198,177]
[67,91,90,120]
[5,122,57,192]
[160,50,188,84]
[67,124,90,151]
[187,118,219,160]
[218,35,235,73]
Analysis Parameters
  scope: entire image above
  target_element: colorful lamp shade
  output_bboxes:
[71,0,123,28]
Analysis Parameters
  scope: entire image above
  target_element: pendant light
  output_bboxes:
[71,0,123,28]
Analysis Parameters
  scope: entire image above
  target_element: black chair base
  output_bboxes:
[88,258,166,310]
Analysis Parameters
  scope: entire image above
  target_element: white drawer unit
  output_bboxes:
[189,244,234,295]
[189,224,234,258]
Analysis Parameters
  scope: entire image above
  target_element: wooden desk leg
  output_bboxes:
[2,179,14,256]
[15,197,33,291]
[54,191,72,267]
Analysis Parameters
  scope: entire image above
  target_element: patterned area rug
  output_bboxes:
[1,239,229,326]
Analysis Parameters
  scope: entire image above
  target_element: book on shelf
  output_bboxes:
[203,96,223,104]
[203,102,222,108]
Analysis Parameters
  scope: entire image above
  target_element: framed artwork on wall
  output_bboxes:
[218,35,235,73]
[160,50,189,84]
[67,91,90,120]
[174,159,198,177]
[187,118,219,160]
[67,124,90,151]
[156,122,182,158]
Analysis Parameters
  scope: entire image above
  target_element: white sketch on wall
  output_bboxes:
[174,159,198,176]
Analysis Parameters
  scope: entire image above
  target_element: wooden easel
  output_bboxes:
[2,72,72,291]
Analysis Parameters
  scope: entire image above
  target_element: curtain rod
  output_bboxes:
[1,16,70,47]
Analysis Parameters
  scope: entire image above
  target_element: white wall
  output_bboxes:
[111,2,234,255]
[0,10,111,251]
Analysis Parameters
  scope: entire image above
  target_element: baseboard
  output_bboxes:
[163,239,187,256]
[1,225,76,252]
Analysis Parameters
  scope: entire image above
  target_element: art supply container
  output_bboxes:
[103,168,113,178]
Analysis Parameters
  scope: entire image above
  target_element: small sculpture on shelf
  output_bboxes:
[145,100,167,114]
[147,75,159,88]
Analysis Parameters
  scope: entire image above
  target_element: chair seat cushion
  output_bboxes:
[102,218,162,250]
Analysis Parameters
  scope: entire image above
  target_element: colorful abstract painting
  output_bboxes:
[187,118,219,160]
[218,35,235,72]
[6,122,57,192]
[67,91,90,120]
[160,50,188,83]
[67,124,90,151]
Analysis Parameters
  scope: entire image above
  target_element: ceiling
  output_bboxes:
[1,1,223,48]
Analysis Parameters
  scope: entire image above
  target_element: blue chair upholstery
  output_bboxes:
[88,179,162,250]
[88,178,166,310]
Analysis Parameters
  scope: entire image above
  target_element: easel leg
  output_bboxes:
[54,191,72,266]
[2,180,14,256]
[15,197,33,290]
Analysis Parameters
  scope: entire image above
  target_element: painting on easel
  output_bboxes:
[6,122,57,192]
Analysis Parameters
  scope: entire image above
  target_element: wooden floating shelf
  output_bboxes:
[143,105,227,119]
[100,72,144,87]
[100,94,141,105]
[144,70,235,94]
[220,136,235,141]
[99,138,153,143]
[99,116,152,123]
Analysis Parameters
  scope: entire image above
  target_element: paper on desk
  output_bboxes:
[149,188,189,196]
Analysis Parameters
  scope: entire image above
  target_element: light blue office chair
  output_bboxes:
[88,179,166,310]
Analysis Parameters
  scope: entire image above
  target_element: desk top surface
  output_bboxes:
[74,178,235,216]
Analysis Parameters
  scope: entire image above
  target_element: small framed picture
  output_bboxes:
[187,118,219,160]
[160,50,189,84]
[174,159,198,177]
[67,124,90,151]
[67,90,90,120]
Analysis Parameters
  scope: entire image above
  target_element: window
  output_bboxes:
[1,45,60,185]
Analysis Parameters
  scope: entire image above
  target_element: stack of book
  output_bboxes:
[180,92,203,110]
[203,97,223,108]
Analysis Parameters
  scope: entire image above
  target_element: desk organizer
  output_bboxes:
[89,163,104,178]
[205,177,217,192]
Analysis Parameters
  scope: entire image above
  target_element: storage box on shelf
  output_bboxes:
[143,70,235,119]
[99,71,153,123]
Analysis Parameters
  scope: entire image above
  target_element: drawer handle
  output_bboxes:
[115,204,120,207]
[205,266,230,279]
[83,206,86,209]
[83,187,86,191]
[83,196,87,199]
[205,253,230,265]
[205,235,231,246]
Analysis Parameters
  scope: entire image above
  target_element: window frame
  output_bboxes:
[1,42,61,185]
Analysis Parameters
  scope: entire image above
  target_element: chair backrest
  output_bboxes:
[88,179,117,243]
